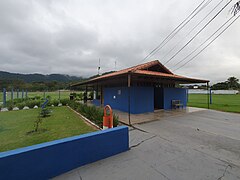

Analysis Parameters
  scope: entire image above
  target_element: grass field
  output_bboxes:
[0,91,82,102]
[0,106,96,152]
[188,94,240,113]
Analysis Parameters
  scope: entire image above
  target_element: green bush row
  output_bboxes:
[68,101,119,128]
[0,98,69,110]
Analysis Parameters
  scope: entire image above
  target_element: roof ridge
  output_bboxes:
[130,60,174,75]
[131,60,159,72]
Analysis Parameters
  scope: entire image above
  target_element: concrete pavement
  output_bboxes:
[53,109,240,180]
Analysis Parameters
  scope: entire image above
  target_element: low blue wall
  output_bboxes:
[163,88,187,109]
[0,126,129,180]
[104,86,154,114]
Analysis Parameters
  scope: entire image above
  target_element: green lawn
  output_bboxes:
[188,94,240,113]
[0,106,96,152]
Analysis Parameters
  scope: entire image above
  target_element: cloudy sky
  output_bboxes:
[0,0,239,83]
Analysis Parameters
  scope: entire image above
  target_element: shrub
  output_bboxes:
[46,95,51,101]
[77,93,83,100]
[50,99,59,106]
[28,97,35,101]
[70,93,77,98]
[68,101,119,127]
[4,98,71,111]
[12,99,24,104]
[8,104,14,111]
[18,102,26,110]
[89,91,93,100]
[113,114,119,127]
[25,100,41,108]
[60,98,69,106]
[40,108,52,118]
[34,96,41,100]
[68,100,78,110]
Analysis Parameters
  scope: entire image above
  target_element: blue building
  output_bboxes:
[72,60,209,114]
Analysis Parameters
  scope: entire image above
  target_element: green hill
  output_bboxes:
[0,71,83,83]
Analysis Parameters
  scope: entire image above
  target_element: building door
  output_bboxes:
[154,87,164,109]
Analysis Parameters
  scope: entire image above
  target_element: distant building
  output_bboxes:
[72,60,209,114]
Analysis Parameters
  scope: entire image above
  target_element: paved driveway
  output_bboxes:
[54,109,240,180]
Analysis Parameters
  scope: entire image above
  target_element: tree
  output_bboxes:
[34,108,51,132]
[227,76,239,89]
[211,82,228,90]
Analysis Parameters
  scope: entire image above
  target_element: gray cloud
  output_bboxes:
[0,0,239,83]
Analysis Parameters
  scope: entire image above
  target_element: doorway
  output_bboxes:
[154,87,164,109]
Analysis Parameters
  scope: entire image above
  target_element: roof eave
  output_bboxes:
[70,72,129,87]
[132,72,209,84]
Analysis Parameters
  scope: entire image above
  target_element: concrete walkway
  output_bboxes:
[116,107,204,125]
[53,109,240,180]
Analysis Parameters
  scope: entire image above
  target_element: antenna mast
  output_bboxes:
[98,58,101,75]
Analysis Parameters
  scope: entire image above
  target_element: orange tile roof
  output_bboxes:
[134,70,208,83]
[71,60,209,86]
[87,60,172,81]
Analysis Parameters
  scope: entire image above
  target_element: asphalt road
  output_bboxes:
[54,109,240,180]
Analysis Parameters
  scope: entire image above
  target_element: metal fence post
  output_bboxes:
[26,90,28,99]
[17,89,19,99]
[3,88,6,107]
[11,88,14,101]
[210,88,212,104]
[22,89,24,99]
[207,82,210,109]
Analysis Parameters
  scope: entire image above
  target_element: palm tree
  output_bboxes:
[227,76,239,89]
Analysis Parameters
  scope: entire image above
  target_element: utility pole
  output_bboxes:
[98,58,101,75]
[128,73,131,125]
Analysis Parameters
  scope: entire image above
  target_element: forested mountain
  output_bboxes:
[0,71,83,83]
[0,71,84,91]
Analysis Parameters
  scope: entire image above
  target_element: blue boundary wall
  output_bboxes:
[104,86,154,114]
[0,126,129,180]
[163,88,187,109]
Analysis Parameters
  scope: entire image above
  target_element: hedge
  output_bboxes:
[67,101,119,127]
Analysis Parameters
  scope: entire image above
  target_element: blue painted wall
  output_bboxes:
[0,126,129,180]
[92,99,100,106]
[104,87,154,114]
[163,88,187,109]
[130,87,154,114]
[103,86,187,113]
[104,87,129,112]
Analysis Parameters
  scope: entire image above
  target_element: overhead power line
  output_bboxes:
[172,15,235,69]
[230,0,240,15]
[161,0,224,62]
[139,0,208,63]
[163,0,233,66]
[173,14,240,72]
